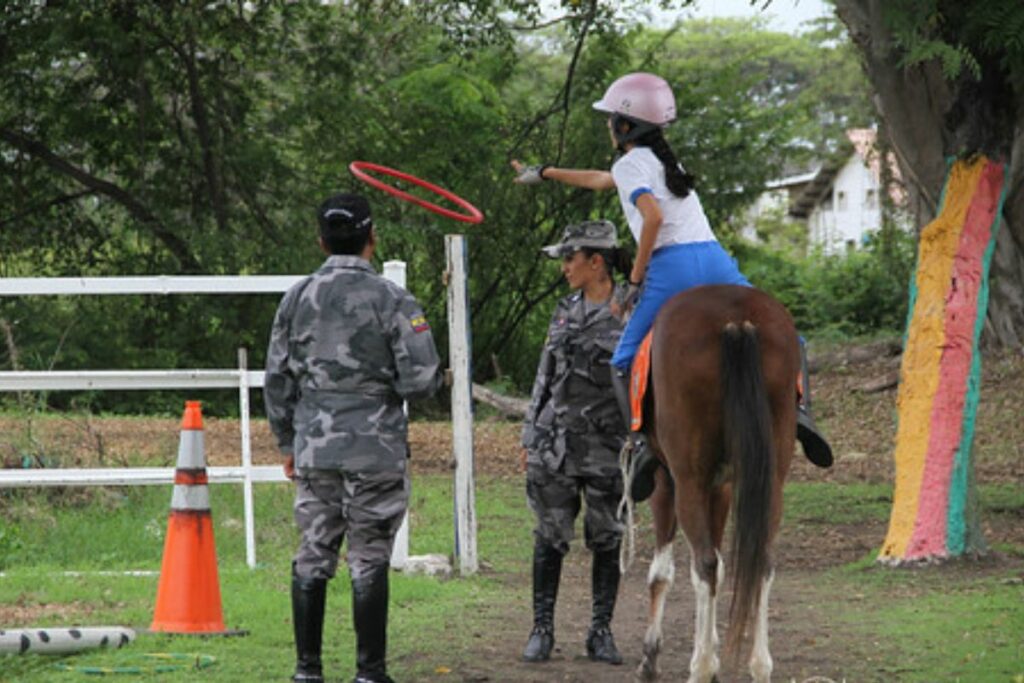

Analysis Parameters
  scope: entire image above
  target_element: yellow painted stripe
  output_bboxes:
[879,158,986,560]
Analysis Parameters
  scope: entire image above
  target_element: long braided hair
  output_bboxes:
[634,127,695,199]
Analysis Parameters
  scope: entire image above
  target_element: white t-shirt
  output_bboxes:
[611,147,715,249]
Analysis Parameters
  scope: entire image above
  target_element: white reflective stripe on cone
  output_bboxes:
[171,484,211,511]
[176,431,206,468]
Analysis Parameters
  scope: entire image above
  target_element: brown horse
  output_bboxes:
[635,284,798,683]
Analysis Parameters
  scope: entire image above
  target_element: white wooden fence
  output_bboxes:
[0,237,477,574]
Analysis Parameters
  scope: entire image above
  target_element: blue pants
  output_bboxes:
[611,241,751,370]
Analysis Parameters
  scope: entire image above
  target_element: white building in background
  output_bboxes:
[743,129,910,254]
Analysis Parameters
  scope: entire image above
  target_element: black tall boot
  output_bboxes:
[796,340,834,468]
[611,369,658,502]
[292,569,327,683]
[586,546,623,665]
[351,565,395,683]
[522,540,563,662]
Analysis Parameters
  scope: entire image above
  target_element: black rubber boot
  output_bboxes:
[291,569,327,683]
[796,341,834,468]
[522,540,563,662]
[351,565,395,683]
[612,369,658,502]
[586,547,623,665]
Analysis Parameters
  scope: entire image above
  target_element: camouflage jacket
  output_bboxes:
[522,288,627,476]
[264,255,443,473]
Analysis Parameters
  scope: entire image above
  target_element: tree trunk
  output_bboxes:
[984,94,1024,347]
[834,0,1024,349]
[833,0,1021,566]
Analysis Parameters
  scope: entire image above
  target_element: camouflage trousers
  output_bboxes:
[292,468,409,581]
[526,463,624,556]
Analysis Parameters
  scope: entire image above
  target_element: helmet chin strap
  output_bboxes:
[611,114,659,151]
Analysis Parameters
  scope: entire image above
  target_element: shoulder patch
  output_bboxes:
[410,314,430,333]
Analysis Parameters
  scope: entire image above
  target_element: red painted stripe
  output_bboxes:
[907,160,1003,559]
[174,469,208,486]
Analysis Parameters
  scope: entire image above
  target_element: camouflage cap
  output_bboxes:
[541,220,618,258]
[318,193,373,238]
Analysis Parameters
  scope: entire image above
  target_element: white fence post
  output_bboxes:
[238,347,257,570]
[383,260,410,571]
[446,235,478,575]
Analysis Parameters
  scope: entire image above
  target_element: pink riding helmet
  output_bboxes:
[592,72,676,126]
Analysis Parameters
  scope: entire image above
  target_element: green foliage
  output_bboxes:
[885,0,1024,79]
[632,17,874,229]
[736,226,917,338]
[0,2,884,405]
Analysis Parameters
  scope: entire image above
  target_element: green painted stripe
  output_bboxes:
[947,163,1008,554]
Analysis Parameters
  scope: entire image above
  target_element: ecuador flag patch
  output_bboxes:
[410,314,430,333]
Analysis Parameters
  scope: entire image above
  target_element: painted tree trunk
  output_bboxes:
[833,0,1024,350]
[879,157,1007,563]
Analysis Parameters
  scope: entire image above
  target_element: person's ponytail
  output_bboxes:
[585,247,634,283]
[609,248,633,281]
[636,128,694,199]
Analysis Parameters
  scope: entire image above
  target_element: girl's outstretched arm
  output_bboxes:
[511,159,615,191]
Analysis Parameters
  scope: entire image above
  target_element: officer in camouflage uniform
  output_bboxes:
[521,220,630,666]
[265,193,444,683]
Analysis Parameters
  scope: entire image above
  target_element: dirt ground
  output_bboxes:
[450,348,1024,683]
[2,347,1022,681]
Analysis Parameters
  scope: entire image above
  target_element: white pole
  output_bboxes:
[238,347,256,569]
[445,235,478,575]
[383,260,410,571]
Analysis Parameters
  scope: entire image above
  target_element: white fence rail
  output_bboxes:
[0,275,303,296]
[0,260,476,573]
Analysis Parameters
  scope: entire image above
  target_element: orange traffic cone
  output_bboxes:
[150,401,227,633]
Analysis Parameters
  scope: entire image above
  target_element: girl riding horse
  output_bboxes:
[512,72,832,501]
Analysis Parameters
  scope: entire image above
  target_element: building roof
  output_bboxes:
[778,129,904,219]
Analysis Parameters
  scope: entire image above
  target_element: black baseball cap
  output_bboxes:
[317,193,373,238]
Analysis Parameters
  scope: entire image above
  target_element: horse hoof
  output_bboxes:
[635,658,658,681]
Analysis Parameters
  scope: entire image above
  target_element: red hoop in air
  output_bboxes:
[349,161,484,224]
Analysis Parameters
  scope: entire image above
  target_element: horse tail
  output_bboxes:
[721,320,774,657]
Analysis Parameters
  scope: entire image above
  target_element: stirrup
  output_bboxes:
[797,406,833,468]
[629,442,657,502]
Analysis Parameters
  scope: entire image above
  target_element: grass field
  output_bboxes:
[3,348,1024,680]
[1,470,1022,682]
[0,474,533,682]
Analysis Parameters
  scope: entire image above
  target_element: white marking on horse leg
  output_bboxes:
[709,550,724,649]
[647,542,676,588]
[639,543,675,680]
[749,569,775,683]
[687,556,720,683]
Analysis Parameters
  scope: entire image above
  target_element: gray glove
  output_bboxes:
[514,164,549,185]
[615,282,642,322]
